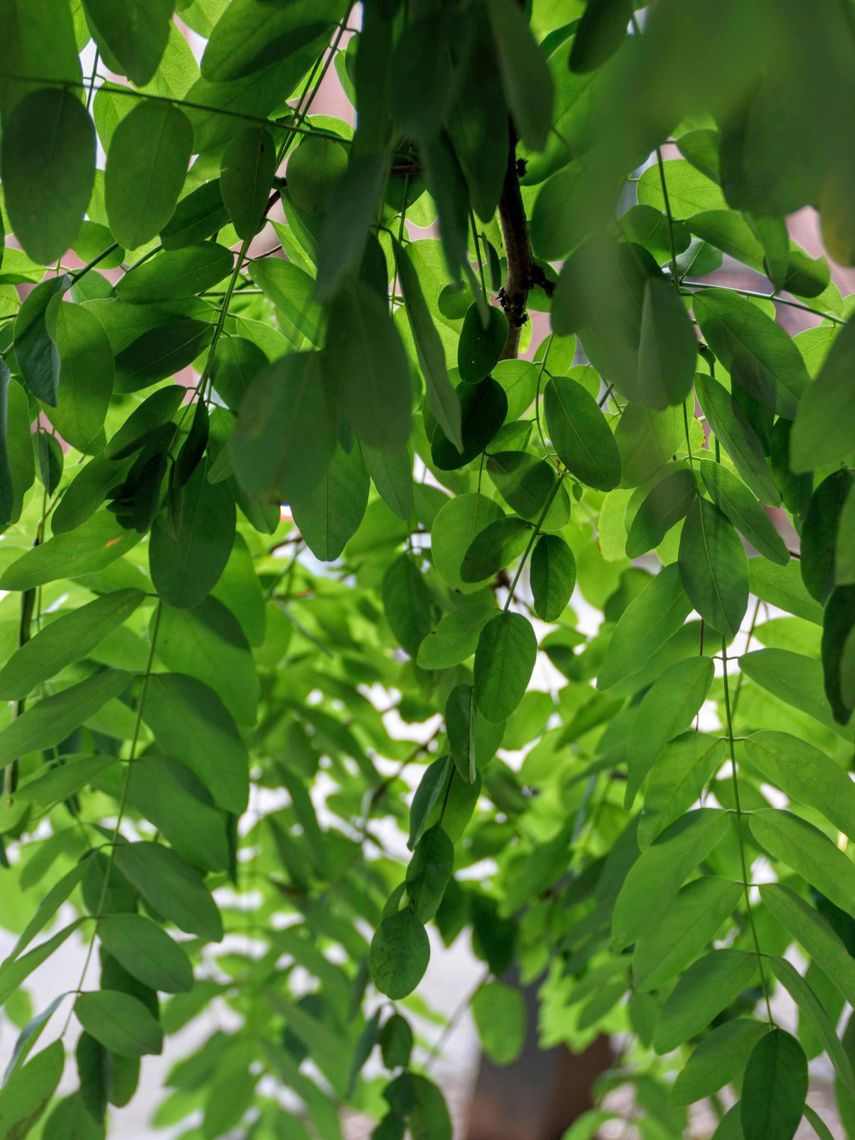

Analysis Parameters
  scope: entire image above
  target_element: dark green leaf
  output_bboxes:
[599,563,692,689]
[474,611,537,723]
[672,1019,768,1106]
[220,126,277,240]
[652,949,757,1055]
[750,810,855,922]
[461,517,530,583]
[14,275,69,405]
[430,378,508,471]
[739,649,850,738]
[801,471,852,603]
[741,1030,807,1140]
[98,914,192,994]
[75,991,163,1058]
[626,468,696,557]
[700,461,789,565]
[457,304,508,384]
[637,277,697,407]
[678,498,748,639]
[201,0,345,82]
[1,88,95,265]
[406,826,453,922]
[544,376,621,490]
[530,534,576,622]
[82,0,173,86]
[117,244,232,304]
[113,841,223,941]
[0,1042,64,1139]
[487,0,554,151]
[822,585,855,724]
[790,314,855,473]
[695,372,780,505]
[105,102,193,249]
[382,555,436,658]
[369,909,430,1000]
[569,0,631,72]
[289,442,369,561]
[760,884,855,1008]
[46,300,114,451]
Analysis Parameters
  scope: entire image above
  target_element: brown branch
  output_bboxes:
[497,126,534,360]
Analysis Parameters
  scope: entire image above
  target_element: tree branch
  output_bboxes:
[497,127,534,360]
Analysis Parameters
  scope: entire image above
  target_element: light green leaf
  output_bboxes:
[472,981,526,1066]
[369,909,430,1000]
[678,497,748,639]
[98,914,193,994]
[748,560,823,626]
[461,517,530,583]
[1,88,95,265]
[741,1029,807,1140]
[739,649,851,739]
[626,467,696,557]
[641,732,728,846]
[544,376,621,490]
[289,442,369,562]
[612,809,728,951]
[695,373,780,505]
[750,810,855,921]
[0,670,131,766]
[771,956,855,1096]
[700,461,789,565]
[250,259,322,347]
[117,243,232,304]
[791,314,855,473]
[0,589,143,701]
[474,612,537,723]
[105,101,193,249]
[114,841,223,941]
[431,494,504,593]
[633,876,742,991]
[75,990,163,1058]
[652,949,757,1055]
[0,1042,64,1140]
[45,300,114,451]
[599,563,692,689]
[382,554,436,658]
[743,731,855,841]
[417,605,495,671]
[143,673,249,812]
[15,754,116,805]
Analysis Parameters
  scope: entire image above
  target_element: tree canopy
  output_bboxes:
[0,1,853,1138]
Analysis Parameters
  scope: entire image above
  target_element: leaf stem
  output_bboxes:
[681,280,845,326]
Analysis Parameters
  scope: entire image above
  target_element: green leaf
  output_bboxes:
[801,471,852,603]
[363,444,414,521]
[694,291,808,417]
[431,494,504,592]
[626,468,697,557]
[487,0,554,151]
[0,670,131,766]
[161,180,229,250]
[83,0,173,86]
[695,372,780,505]
[45,301,114,451]
[641,732,728,845]
[626,656,713,803]
[75,991,163,1058]
[544,376,621,490]
[16,754,115,805]
[220,126,277,240]
[393,240,462,451]
[231,352,336,504]
[117,244,232,304]
[740,1029,807,1140]
[633,876,742,991]
[380,1014,413,1071]
[417,605,494,671]
[760,884,855,1008]
[611,809,728,951]
[487,452,562,523]
[671,1019,768,1106]
[114,841,223,941]
[149,460,235,609]
[569,0,631,72]
[822,585,855,724]
[315,151,388,301]
[143,673,249,813]
[530,534,576,622]
[13,275,69,405]
[156,598,258,727]
[105,387,184,460]
[771,956,855,1096]
[678,498,748,639]
[105,101,193,249]
[382,554,436,658]
[599,563,692,689]
[652,949,757,1055]
[743,731,855,842]
[474,612,537,723]
[636,277,697,407]
[790,314,855,473]
[251,259,322,347]
[0,1042,64,1140]
[290,442,369,562]
[739,649,851,738]
[700,461,789,565]
[748,560,823,626]
[457,304,508,384]
[201,0,345,82]
[406,826,453,922]
[750,810,855,922]
[472,981,526,1066]
[325,279,412,453]
[0,589,144,701]
[98,914,193,994]
[369,909,430,1000]
[446,683,503,783]
[429,377,508,471]
[0,511,139,590]
[1,88,95,265]
[0,924,81,1007]
[461,517,530,583]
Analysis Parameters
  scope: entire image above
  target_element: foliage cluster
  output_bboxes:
[0,1,852,1138]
